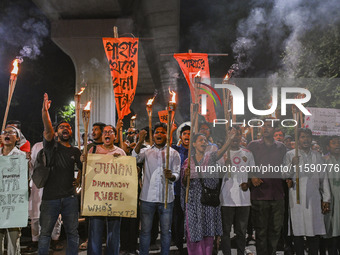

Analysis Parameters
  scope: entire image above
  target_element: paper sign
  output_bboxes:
[0,155,28,228]
[304,107,340,136]
[82,154,138,218]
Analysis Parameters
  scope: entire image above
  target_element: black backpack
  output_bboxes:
[32,144,56,189]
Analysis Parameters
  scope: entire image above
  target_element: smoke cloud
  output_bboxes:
[0,2,49,59]
[232,0,340,76]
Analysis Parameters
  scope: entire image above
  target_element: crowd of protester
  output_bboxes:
[0,93,339,255]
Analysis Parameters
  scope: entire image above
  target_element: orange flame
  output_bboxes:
[84,101,92,111]
[131,114,137,120]
[11,59,19,75]
[76,87,86,95]
[223,73,230,81]
[146,97,155,106]
[195,70,201,77]
[169,89,176,103]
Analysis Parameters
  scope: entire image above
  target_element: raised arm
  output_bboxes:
[134,129,147,154]
[216,128,236,160]
[42,93,54,142]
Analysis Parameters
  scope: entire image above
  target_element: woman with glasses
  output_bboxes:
[0,125,26,255]
[85,125,126,255]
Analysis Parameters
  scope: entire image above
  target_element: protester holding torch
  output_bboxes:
[132,122,181,255]
[283,128,331,255]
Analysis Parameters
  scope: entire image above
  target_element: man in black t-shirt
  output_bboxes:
[39,93,82,255]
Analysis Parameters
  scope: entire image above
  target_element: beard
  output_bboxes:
[58,132,71,142]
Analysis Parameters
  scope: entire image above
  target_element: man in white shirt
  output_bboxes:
[220,127,255,255]
[132,122,181,255]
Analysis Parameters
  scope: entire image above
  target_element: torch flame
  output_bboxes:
[223,73,230,81]
[169,89,176,103]
[76,87,86,95]
[223,69,235,81]
[146,97,155,106]
[84,101,92,111]
[131,114,137,120]
[195,70,201,77]
[11,59,19,75]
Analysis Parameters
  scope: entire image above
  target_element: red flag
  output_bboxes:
[173,53,216,122]
[158,110,168,123]
[103,38,139,119]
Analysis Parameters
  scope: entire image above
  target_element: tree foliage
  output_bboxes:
[282,22,340,108]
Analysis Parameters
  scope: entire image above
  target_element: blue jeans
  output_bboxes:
[88,216,121,255]
[38,195,79,255]
[139,201,174,255]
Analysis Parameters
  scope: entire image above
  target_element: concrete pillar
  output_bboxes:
[50,18,133,142]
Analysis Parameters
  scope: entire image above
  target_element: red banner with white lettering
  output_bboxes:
[103,38,139,119]
[173,53,216,122]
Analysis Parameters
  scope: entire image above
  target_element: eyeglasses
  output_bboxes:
[1,130,17,136]
[58,125,71,130]
[103,131,115,135]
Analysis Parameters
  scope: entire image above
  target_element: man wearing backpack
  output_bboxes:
[38,93,82,255]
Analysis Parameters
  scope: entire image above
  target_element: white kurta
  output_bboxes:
[324,154,340,238]
[283,149,331,236]
[28,142,44,219]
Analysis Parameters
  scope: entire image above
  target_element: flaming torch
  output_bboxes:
[80,101,91,214]
[222,72,232,136]
[75,87,86,150]
[130,114,137,128]
[185,71,201,203]
[268,96,277,119]
[2,59,21,131]
[165,90,177,209]
[146,96,155,145]
[222,71,235,177]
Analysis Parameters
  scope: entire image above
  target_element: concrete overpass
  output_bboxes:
[32,0,181,141]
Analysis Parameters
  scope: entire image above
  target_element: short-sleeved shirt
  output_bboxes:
[220,148,255,206]
[88,145,126,156]
[247,138,286,200]
[43,138,82,200]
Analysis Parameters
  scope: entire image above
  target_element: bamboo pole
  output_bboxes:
[2,61,19,131]
[80,103,91,215]
[112,26,124,148]
[165,101,176,208]
[293,107,300,204]
[185,63,200,203]
[75,95,81,150]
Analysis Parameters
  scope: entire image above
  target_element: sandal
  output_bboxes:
[79,240,88,250]
[51,240,64,251]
